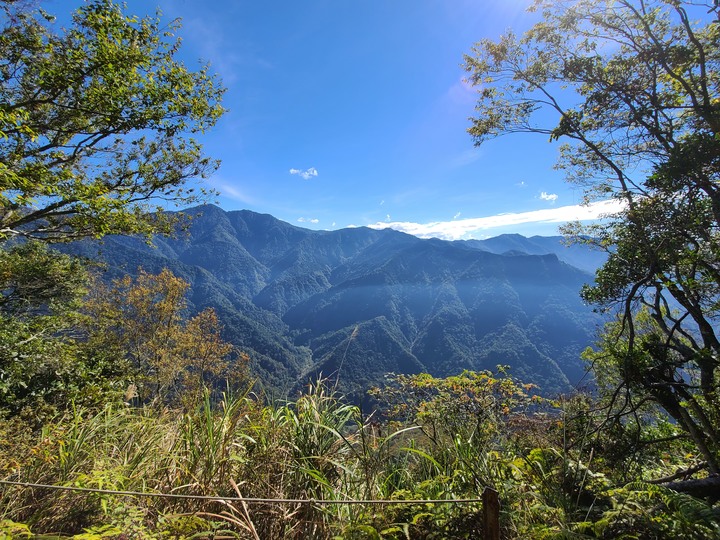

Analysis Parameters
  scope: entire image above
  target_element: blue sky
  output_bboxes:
[60,0,623,239]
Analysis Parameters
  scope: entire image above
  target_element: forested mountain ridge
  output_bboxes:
[459,234,608,274]
[64,204,603,398]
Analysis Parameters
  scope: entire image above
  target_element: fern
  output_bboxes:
[593,481,720,539]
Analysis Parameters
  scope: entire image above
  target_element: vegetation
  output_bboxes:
[0,241,91,417]
[466,0,720,495]
[0,242,245,418]
[1,0,719,537]
[82,268,246,407]
[2,372,719,539]
[0,0,224,242]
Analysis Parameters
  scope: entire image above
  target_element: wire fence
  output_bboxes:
[0,479,501,539]
[0,478,485,505]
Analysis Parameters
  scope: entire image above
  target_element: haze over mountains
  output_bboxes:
[65,205,605,399]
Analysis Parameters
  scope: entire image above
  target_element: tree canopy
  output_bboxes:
[83,268,243,406]
[0,0,228,417]
[0,242,90,416]
[466,0,720,480]
[0,0,225,242]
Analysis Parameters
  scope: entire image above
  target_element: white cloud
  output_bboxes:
[367,199,626,241]
[289,167,318,180]
[453,211,462,220]
[380,199,385,206]
[385,214,391,222]
[540,191,559,202]
[297,217,320,224]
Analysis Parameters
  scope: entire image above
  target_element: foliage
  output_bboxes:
[0,242,102,417]
[0,245,244,417]
[2,0,719,536]
[0,519,31,539]
[0,240,88,317]
[369,369,542,537]
[0,0,225,243]
[465,0,720,477]
[1,372,718,539]
[82,268,245,406]
[373,368,539,453]
[0,0,226,419]
[573,482,720,539]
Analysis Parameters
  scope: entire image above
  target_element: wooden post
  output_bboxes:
[482,486,500,540]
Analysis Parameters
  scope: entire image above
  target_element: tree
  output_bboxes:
[373,368,538,452]
[82,269,244,406]
[465,0,720,480]
[0,0,225,242]
[0,241,93,417]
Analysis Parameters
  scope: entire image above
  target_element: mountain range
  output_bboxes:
[64,205,606,399]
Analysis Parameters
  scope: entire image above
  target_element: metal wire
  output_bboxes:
[0,479,485,505]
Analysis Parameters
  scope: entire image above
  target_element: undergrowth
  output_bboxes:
[1,373,717,539]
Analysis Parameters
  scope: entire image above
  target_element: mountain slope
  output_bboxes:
[459,234,607,274]
[64,205,602,397]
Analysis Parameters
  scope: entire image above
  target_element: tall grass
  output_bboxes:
[3,376,703,539]
[2,381,440,538]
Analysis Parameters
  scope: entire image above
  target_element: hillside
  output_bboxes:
[64,205,603,398]
[458,234,607,274]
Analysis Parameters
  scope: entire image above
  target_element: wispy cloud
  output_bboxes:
[540,191,558,202]
[210,178,258,205]
[297,217,319,224]
[368,199,625,240]
[179,15,272,86]
[446,76,476,105]
[453,211,462,220]
[289,167,318,180]
[450,148,482,168]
